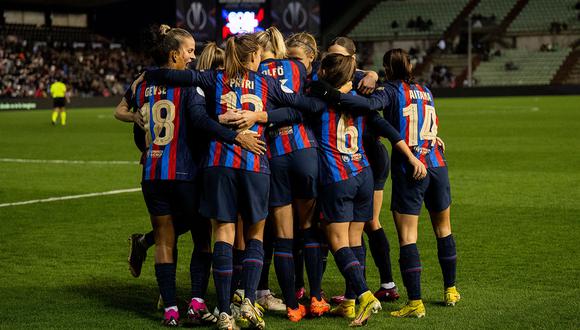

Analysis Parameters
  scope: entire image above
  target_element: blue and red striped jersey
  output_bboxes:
[373,81,446,169]
[258,58,318,158]
[144,69,325,174]
[314,99,369,185]
[133,76,237,181]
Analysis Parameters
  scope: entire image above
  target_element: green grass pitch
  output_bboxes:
[0,96,578,329]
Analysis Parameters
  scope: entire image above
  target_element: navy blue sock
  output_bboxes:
[437,234,457,288]
[399,244,422,300]
[144,231,155,248]
[333,247,368,297]
[258,234,273,291]
[274,238,298,309]
[242,239,264,303]
[230,248,244,298]
[190,251,212,299]
[213,242,233,314]
[320,230,329,281]
[345,245,367,299]
[155,263,177,307]
[302,228,323,299]
[294,231,305,290]
[368,228,394,284]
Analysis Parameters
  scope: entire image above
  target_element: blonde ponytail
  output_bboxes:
[224,34,259,79]
[257,26,286,59]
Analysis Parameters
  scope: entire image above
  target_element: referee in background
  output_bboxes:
[50,79,69,126]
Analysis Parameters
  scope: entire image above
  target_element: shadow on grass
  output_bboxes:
[65,276,160,322]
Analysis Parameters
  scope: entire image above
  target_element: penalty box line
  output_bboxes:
[0,158,139,165]
[0,188,141,208]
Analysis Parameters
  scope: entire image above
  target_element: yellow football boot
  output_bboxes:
[390,299,425,318]
[444,286,461,306]
[350,291,382,327]
[330,299,355,319]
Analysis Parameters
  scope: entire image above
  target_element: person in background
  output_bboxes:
[50,79,69,126]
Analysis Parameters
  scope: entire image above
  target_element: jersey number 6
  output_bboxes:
[337,113,359,154]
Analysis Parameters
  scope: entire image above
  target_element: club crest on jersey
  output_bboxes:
[149,150,164,158]
[413,146,431,155]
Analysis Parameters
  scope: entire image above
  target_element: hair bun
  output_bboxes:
[159,24,172,36]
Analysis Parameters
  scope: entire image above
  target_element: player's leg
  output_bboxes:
[141,180,179,325]
[199,167,238,329]
[364,189,399,301]
[188,216,215,324]
[348,168,382,327]
[237,171,270,329]
[424,166,459,306]
[271,204,299,315]
[256,217,284,312]
[290,148,323,310]
[51,106,59,125]
[389,168,428,318]
[60,106,66,125]
[231,216,245,302]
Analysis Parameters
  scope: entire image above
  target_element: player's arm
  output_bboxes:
[355,69,379,95]
[309,79,386,112]
[144,69,216,90]
[368,112,426,180]
[267,76,327,114]
[221,107,306,131]
[188,97,266,155]
[114,87,143,127]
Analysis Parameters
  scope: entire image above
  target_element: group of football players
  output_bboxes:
[114,24,459,329]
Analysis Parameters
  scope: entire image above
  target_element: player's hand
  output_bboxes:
[436,136,446,153]
[235,131,267,155]
[357,71,378,95]
[339,81,353,94]
[132,110,145,129]
[409,157,427,180]
[131,73,145,95]
[219,110,243,124]
[231,111,259,131]
[309,80,341,104]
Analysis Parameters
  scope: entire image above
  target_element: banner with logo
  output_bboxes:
[176,0,217,41]
[271,0,320,37]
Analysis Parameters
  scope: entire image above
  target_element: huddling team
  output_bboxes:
[114,24,460,329]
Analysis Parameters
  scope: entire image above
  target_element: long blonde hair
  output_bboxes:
[256,26,286,59]
[224,34,260,79]
[196,42,225,70]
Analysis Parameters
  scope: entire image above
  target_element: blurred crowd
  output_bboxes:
[0,38,147,98]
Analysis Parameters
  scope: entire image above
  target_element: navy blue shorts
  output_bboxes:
[391,165,451,215]
[269,148,318,207]
[319,167,373,223]
[364,139,390,191]
[141,180,198,217]
[199,167,269,224]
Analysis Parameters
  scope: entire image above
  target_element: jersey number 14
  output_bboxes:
[402,103,438,146]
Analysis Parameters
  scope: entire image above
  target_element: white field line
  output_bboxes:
[0,158,139,165]
[0,188,141,208]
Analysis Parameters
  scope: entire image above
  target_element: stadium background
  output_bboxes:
[0,0,578,328]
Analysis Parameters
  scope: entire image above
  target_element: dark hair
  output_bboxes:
[382,48,414,82]
[329,36,356,56]
[225,34,260,79]
[319,53,356,88]
[196,42,225,70]
[148,24,192,66]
